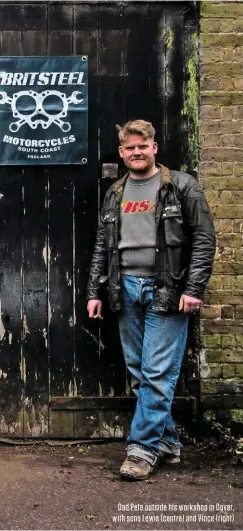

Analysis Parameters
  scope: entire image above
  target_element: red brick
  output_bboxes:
[234,220,243,233]
[221,162,234,176]
[221,107,235,120]
[220,77,235,91]
[201,4,243,18]
[235,106,243,119]
[201,306,222,319]
[199,162,221,177]
[234,163,243,176]
[201,105,221,119]
[221,135,236,147]
[200,18,234,33]
[201,133,221,148]
[201,76,221,91]
[221,306,234,319]
[200,120,221,134]
[220,121,242,134]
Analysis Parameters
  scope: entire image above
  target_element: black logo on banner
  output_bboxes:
[0,57,88,165]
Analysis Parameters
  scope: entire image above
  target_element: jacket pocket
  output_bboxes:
[164,214,186,281]
[102,211,116,250]
[164,215,184,246]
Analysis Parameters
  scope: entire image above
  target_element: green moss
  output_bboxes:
[203,410,216,422]
[231,410,243,424]
[166,27,174,49]
[182,32,199,170]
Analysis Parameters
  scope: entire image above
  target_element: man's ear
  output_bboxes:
[118,145,124,159]
[153,142,158,154]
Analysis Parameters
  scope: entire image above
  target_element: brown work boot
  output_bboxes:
[159,450,180,464]
[120,456,153,481]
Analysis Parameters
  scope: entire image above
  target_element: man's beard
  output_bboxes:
[128,160,152,175]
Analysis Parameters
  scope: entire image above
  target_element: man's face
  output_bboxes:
[118,134,158,174]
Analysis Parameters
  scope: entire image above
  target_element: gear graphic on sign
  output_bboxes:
[0,90,83,132]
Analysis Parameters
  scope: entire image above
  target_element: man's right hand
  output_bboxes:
[87,299,103,319]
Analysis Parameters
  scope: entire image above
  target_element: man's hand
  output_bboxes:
[179,294,203,313]
[87,299,103,319]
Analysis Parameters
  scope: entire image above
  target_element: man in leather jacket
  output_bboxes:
[87,120,215,481]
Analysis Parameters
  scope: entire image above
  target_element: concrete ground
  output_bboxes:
[0,440,242,530]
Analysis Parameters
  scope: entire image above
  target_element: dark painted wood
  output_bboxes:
[73,3,100,399]
[22,32,47,57]
[123,3,150,122]
[74,411,100,438]
[98,4,127,398]
[0,169,23,436]
[23,4,47,31]
[164,7,185,170]
[22,167,49,436]
[50,395,196,411]
[47,4,75,437]
[51,396,136,410]
[99,4,125,160]
[0,4,22,31]
[0,10,24,437]
[48,3,73,31]
[48,170,74,398]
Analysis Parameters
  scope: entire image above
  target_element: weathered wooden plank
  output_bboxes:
[20,12,49,437]
[146,3,165,161]
[0,169,23,436]
[22,168,49,437]
[0,4,22,31]
[74,411,100,438]
[50,396,136,410]
[0,2,22,54]
[49,410,74,438]
[0,9,23,437]
[23,3,47,31]
[182,11,200,173]
[99,309,127,396]
[74,3,98,75]
[1,32,22,56]
[48,3,73,31]
[98,4,127,399]
[73,3,100,398]
[22,31,47,56]
[99,4,124,157]
[48,170,74,399]
[22,6,47,90]
[123,3,150,121]
[50,395,196,411]
[46,5,74,438]
[164,5,185,169]
[47,2,72,54]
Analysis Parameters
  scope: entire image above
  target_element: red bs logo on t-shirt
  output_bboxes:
[121,200,156,214]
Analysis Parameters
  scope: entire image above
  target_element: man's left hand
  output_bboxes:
[179,294,203,313]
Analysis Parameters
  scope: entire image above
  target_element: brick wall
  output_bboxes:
[199,1,243,425]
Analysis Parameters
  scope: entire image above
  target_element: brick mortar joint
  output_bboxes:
[201,32,243,35]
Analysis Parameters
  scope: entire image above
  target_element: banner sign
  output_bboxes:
[0,56,88,165]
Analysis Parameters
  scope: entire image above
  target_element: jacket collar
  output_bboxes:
[112,163,171,197]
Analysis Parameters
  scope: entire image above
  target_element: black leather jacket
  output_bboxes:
[87,164,216,313]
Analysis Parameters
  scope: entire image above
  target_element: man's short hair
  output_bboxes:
[116,120,155,144]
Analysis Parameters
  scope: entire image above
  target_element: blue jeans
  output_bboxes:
[118,275,188,466]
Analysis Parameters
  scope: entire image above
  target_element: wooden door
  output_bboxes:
[0,1,199,438]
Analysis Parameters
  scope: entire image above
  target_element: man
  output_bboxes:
[87,120,215,481]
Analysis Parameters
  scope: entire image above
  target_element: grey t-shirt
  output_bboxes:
[118,170,160,276]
